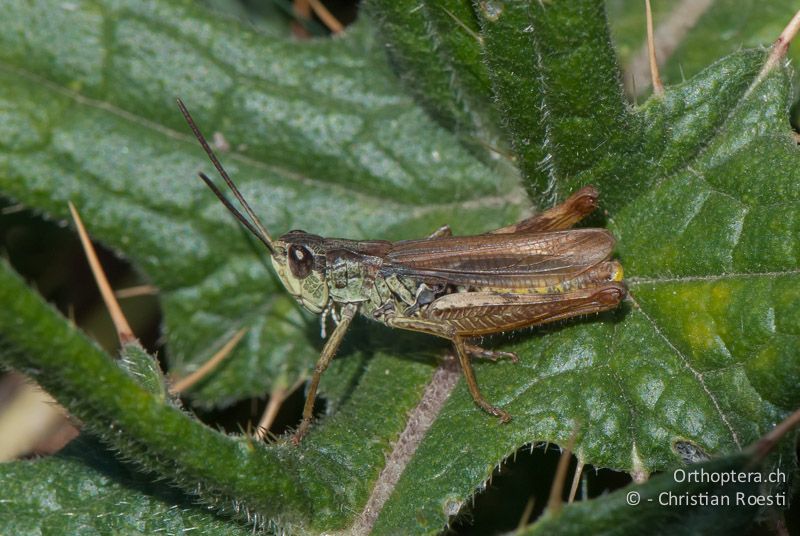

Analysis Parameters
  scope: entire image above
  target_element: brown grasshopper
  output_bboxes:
[177,100,627,443]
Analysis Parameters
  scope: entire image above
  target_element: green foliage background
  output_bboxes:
[0,0,799,534]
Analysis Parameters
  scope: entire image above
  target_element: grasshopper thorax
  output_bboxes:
[271,230,330,314]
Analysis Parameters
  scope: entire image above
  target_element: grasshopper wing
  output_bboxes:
[384,228,615,289]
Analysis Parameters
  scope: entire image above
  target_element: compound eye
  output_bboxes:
[288,245,313,279]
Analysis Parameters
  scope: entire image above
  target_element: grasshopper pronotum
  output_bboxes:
[178,100,626,443]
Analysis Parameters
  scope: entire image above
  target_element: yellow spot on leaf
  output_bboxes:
[685,320,716,352]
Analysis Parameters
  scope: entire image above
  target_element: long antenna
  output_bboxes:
[177,98,275,254]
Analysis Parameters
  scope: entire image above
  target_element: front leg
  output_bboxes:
[293,302,358,444]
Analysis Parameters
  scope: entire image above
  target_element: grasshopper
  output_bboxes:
[177,100,627,443]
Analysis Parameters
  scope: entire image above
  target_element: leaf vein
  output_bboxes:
[629,269,800,284]
[0,62,526,214]
[628,293,742,448]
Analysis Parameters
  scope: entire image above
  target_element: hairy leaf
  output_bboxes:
[0,437,252,535]
[0,0,798,533]
[363,0,505,158]
[367,3,800,533]
[0,0,525,407]
[0,259,316,529]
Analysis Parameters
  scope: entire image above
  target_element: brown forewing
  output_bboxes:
[383,229,615,288]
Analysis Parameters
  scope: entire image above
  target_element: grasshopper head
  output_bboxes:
[271,231,329,314]
[177,99,330,314]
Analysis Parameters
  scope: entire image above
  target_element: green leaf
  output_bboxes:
[364,0,505,158]
[1,0,799,533]
[0,253,447,532]
[365,2,800,532]
[0,258,316,529]
[197,0,293,37]
[119,341,173,403]
[473,1,550,197]
[0,436,251,535]
[0,0,525,406]
[475,0,636,201]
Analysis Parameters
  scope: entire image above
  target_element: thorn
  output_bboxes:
[0,380,73,461]
[516,496,536,530]
[645,0,664,96]
[473,137,515,160]
[568,460,584,503]
[774,513,791,536]
[759,9,800,81]
[1,203,25,215]
[242,424,255,450]
[747,405,800,465]
[254,383,290,441]
[68,202,135,345]
[441,7,483,44]
[169,328,248,394]
[254,378,306,441]
[546,422,580,515]
[114,284,158,299]
[212,131,230,152]
[626,0,712,97]
[307,0,344,34]
[292,0,312,39]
